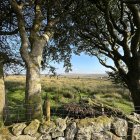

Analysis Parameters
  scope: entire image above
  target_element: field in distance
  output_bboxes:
[5,74,134,114]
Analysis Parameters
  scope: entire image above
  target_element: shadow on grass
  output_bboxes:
[5,81,25,91]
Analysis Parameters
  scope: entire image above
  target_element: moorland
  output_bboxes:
[5,74,133,116]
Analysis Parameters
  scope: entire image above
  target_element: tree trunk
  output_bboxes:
[127,56,140,114]
[0,63,5,127]
[19,37,46,120]
[25,62,43,120]
[128,80,140,114]
[130,88,140,114]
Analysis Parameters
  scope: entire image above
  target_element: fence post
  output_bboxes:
[45,96,50,122]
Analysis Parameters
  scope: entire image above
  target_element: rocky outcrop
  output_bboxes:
[0,115,140,140]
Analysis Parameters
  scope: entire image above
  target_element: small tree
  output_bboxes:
[9,0,74,119]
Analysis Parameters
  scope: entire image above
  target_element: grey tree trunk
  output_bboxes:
[23,39,46,120]
[0,63,5,127]
[25,60,43,120]
[20,37,50,120]
[10,0,54,120]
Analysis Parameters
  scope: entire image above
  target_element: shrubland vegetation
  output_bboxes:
[5,75,133,116]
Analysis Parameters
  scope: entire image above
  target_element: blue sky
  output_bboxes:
[43,53,113,74]
[8,37,112,74]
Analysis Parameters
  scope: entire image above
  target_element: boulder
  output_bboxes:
[12,123,26,136]
[92,131,121,140]
[65,122,77,140]
[11,135,36,140]
[0,127,13,140]
[55,137,65,140]
[51,118,66,139]
[132,124,140,140]
[38,134,52,140]
[111,118,128,137]
[39,121,56,134]
[32,132,41,139]
[52,131,64,139]
[55,118,67,132]
[0,135,12,140]
[131,113,140,122]
[78,116,112,133]
[24,119,40,135]
[76,116,112,140]
[91,133,104,140]
[91,116,112,133]
[76,126,92,140]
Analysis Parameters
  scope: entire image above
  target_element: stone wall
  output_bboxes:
[0,114,140,140]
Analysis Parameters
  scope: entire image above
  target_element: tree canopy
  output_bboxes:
[65,0,140,112]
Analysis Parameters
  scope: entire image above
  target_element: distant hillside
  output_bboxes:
[61,73,108,79]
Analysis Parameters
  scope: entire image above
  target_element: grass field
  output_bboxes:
[5,75,134,115]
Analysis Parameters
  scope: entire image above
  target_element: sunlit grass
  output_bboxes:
[5,75,133,114]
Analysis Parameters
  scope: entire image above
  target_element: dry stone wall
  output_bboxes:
[0,114,140,140]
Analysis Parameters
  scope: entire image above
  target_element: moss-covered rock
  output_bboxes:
[0,127,13,140]
[24,119,40,135]
[76,126,92,140]
[39,121,56,134]
[78,115,112,132]
[11,135,36,140]
[55,118,67,132]
[91,131,121,140]
[12,123,27,136]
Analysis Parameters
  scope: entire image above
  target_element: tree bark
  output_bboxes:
[0,63,5,127]
[24,39,45,120]
[128,77,140,114]
[130,87,140,114]
[127,56,140,114]
[10,0,54,120]
[25,63,42,120]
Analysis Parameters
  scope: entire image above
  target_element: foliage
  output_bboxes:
[0,0,24,74]
[55,0,140,112]
[107,71,127,87]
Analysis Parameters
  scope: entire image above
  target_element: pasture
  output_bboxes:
[5,74,133,116]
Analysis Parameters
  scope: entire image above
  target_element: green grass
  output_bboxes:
[5,75,133,116]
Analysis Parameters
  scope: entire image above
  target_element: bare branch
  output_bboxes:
[96,55,117,71]
[127,4,140,56]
